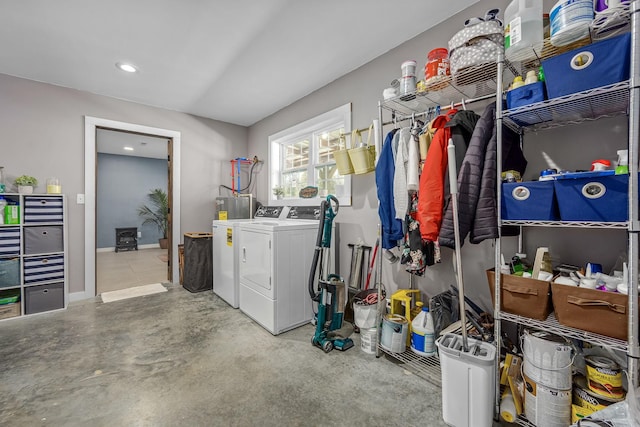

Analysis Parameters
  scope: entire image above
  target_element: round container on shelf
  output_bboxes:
[401,60,417,77]
[424,48,450,84]
[380,313,408,353]
[550,0,594,47]
[46,177,61,194]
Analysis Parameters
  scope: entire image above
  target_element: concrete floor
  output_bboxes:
[0,284,457,427]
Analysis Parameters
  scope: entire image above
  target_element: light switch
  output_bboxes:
[77,194,85,204]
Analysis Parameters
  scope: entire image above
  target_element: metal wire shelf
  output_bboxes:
[501,220,628,229]
[503,81,630,133]
[377,344,441,386]
[515,415,537,427]
[380,62,515,116]
[499,312,628,352]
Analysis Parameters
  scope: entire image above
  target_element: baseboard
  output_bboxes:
[69,291,91,302]
[139,243,160,249]
[96,243,160,253]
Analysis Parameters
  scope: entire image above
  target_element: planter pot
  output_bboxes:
[18,185,34,194]
[159,238,168,249]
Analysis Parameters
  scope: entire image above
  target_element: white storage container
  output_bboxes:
[437,333,496,427]
[505,0,544,59]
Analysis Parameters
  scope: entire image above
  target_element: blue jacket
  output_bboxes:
[376,129,403,249]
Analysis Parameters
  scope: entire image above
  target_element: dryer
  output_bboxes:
[211,206,286,308]
[237,207,334,335]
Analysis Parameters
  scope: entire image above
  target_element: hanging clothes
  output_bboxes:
[376,129,403,249]
[438,102,527,248]
[401,193,433,275]
[393,127,420,219]
[418,109,479,242]
[393,127,411,219]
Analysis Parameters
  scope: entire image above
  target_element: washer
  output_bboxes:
[237,207,333,335]
[211,206,286,308]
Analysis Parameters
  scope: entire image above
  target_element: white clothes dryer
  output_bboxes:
[237,207,334,335]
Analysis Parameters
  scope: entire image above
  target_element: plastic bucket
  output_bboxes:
[353,288,384,329]
[335,149,354,175]
[348,146,376,175]
[360,327,377,354]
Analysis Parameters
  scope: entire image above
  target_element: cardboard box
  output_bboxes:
[487,269,553,320]
[0,301,20,320]
[552,282,629,340]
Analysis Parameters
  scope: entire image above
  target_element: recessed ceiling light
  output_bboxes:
[124,146,134,151]
[116,62,138,73]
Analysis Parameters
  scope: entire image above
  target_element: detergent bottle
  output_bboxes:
[505,0,544,59]
[410,304,436,357]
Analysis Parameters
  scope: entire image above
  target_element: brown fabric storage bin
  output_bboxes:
[551,283,629,340]
[487,269,553,320]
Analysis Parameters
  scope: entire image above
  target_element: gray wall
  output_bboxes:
[0,73,248,295]
[248,0,623,312]
[97,153,168,248]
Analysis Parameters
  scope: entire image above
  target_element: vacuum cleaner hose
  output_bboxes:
[308,199,327,301]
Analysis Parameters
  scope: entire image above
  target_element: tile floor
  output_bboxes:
[96,248,168,294]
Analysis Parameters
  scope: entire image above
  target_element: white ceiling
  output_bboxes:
[0,1,479,127]
[97,129,168,159]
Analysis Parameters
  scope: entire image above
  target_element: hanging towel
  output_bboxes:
[393,127,411,219]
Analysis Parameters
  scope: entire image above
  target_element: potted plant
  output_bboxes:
[137,188,169,249]
[14,175,38,194]
[273,185,284,200]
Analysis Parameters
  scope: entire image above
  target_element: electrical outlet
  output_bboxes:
[137,231,141,238]
[76,194,85,204]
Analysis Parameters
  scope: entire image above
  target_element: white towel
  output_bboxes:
[394,128,410,219]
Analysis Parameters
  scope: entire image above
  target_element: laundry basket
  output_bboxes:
[182,232,213,293]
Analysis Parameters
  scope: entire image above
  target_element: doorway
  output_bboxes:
[84,117,181,300]
[95,129,169,294]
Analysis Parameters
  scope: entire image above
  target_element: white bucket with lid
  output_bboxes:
[550,0,594,46]
[522,330,573,390]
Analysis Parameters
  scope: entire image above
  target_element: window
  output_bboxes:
[269,103,351,206]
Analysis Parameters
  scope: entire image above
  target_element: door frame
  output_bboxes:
[83,116,181,299]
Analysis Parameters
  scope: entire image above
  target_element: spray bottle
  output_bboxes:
[616,149,629,174]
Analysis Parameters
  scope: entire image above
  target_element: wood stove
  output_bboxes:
[115,227,138,252]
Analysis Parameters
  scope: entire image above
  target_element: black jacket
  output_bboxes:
[439,102,527,248]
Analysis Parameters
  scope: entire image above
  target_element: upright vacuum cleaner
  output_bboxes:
[309,195,354,353]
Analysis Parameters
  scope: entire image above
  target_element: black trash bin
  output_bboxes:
[182,232,213,293]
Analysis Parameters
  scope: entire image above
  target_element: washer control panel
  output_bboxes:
[287,206,321,220]
[255,206,285,219]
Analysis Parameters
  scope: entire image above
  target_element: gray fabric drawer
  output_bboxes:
[24,226,63,254]
[25,282,64,314]
[0,258,20,288]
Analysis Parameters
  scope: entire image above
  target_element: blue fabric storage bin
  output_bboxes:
[506,81,546,109]
[542,32,630,99]
[553,174,627,222]
[502,181,559,220]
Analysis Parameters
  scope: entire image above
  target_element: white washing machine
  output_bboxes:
[212,206,286,308]
[237,207,334,335]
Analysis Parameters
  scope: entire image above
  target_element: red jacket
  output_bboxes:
[418,110,457,241]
